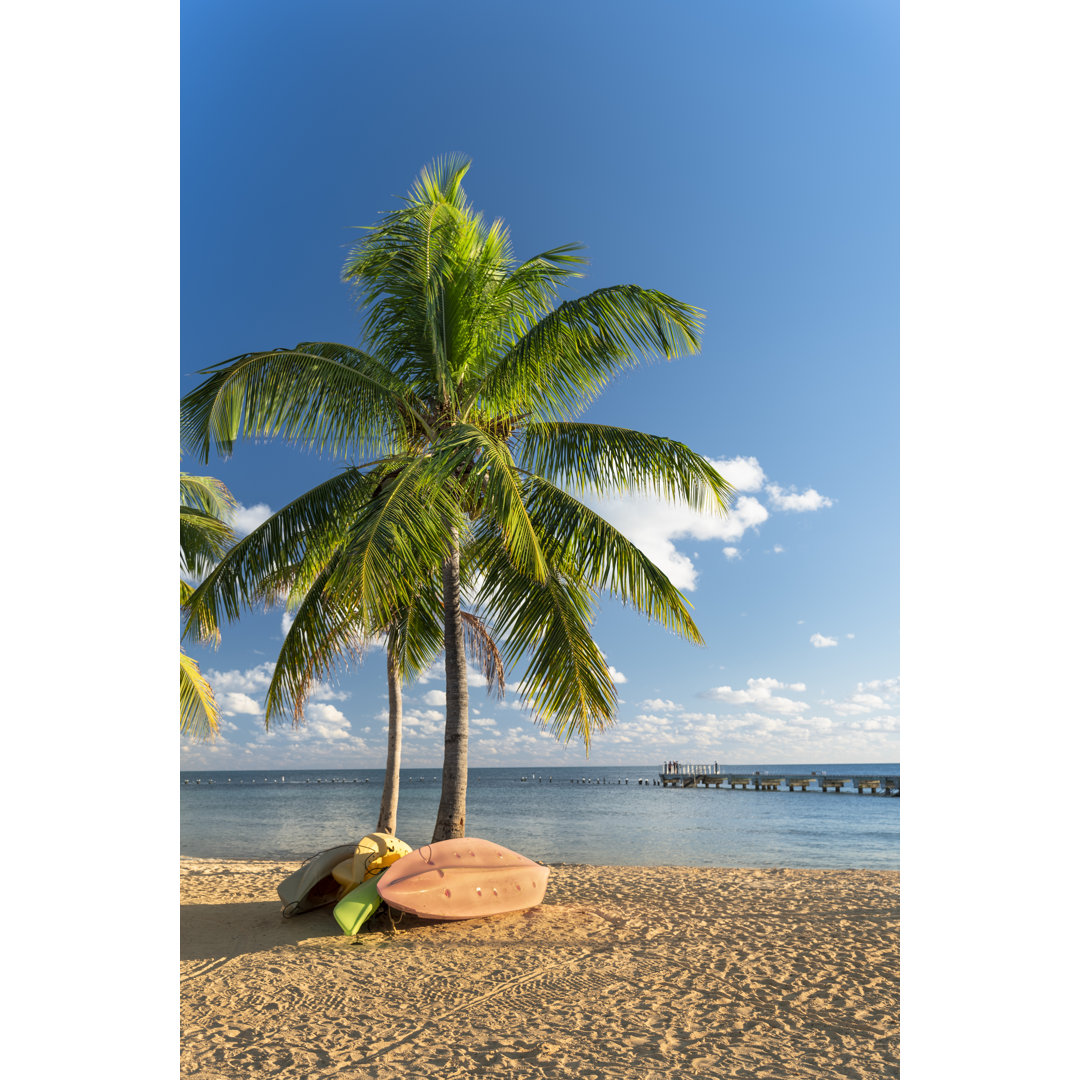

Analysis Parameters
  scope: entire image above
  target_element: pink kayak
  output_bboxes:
[375,837,549,920]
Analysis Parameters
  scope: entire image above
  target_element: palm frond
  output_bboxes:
[180,649,220,740]
[474,284,704,421]
[180,505,236,578]
[181,472,237,519]
[263,550,368,728]
[473,543,616,748]
[328,458,467,631]
[182,468,378,645]
[519,474,705,645]
[518,422,733,513]
[344,158,475,399]
[181,344,417,463]
[429,423,547,581]
[388,577,446,685]
[180,472,237,578]
[461,610,506,699]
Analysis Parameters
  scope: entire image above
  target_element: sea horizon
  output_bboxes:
[182,759,900,775]
[182,762,899,869]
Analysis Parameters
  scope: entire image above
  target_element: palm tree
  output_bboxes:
[182,156,732,840]
[374,602,504,835]
[182,472,505,836]
[180,470,236,739]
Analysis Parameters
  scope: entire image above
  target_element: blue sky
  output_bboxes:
[180,0,899,769]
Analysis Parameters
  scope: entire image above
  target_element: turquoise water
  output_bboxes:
[181,764,899,869]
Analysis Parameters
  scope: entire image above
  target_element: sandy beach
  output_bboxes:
[181,857,898,1078]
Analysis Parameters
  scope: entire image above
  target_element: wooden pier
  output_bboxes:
[658,764,899,796]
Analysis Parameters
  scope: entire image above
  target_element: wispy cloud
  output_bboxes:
[810,633,838,648]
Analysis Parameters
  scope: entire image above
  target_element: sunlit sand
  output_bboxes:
[181,857,898,1078]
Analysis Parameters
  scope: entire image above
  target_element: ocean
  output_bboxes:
[181,763,899,870]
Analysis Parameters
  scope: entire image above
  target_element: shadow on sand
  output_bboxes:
[180,900,348,960]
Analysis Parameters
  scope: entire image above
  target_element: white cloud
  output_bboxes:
[632,713,677,729]
[607,666,628,684]
[582,491,768,590]
[772,544,784,553]
[577,456,828,591]
[220,692,261,716]
[766,485,834,512]
[851,693,886,709]
[714,455,766,493]
[830,700,875,716]
[231,502,273,536]
[423,690,446,706]
[700,677,809,715]
[859,678,900,696]
[851,716,899,733]
[640,698,682,712]
[822,677,900,721]
[308,681,349,702]
[792,715,835,732]
[416,660,492,690]
[722,547,741,560]
[810,633,838,648]
[281,610,294,636]
[204,662,276,694]
[416,662,443,684]
[303,703,352,740]
[402,712,443,736]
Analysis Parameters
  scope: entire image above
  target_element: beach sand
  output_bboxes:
[181,858,898,1079]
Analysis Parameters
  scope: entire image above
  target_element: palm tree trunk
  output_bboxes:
[433,536,469,841]
[377,648,402,835]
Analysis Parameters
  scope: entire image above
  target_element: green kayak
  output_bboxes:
[333,874,383,934]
